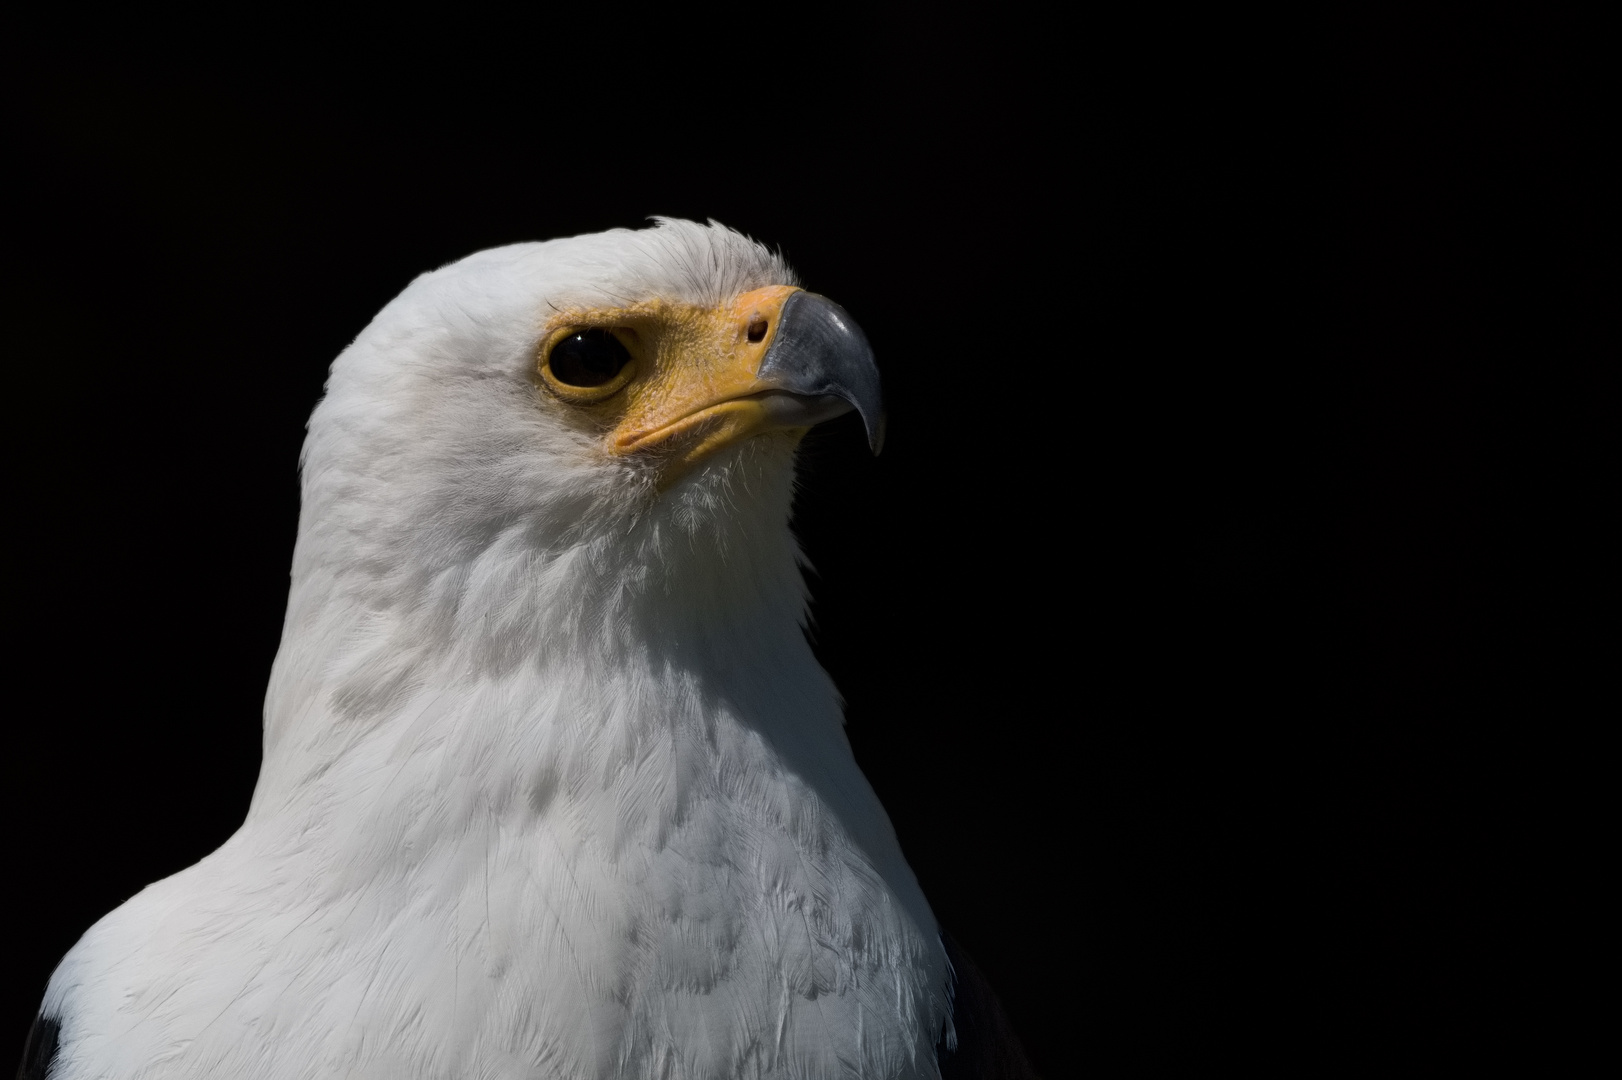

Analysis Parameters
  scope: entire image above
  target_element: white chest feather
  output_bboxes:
[47,652,948,1079]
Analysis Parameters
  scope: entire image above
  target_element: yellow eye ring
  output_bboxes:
[538,326,638,403]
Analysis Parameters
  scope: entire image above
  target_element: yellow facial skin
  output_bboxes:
[537,286,806,479]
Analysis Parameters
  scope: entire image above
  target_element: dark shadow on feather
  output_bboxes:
[16,1013,59,1080]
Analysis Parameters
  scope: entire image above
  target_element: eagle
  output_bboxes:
[20,219,1031,1079]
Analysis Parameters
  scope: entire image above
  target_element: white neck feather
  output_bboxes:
[228,433,947,1077]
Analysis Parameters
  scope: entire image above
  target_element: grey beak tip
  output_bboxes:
[757,291,886,458]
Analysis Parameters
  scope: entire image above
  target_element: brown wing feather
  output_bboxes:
[16,1014,60,1080]
[936,930,1041,1079]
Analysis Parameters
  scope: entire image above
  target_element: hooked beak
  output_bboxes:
[606,286,886,472]
[753,290,886,455]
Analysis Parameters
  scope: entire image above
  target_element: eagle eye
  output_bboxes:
[547,329,632,388]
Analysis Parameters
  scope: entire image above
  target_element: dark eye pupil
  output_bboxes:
[549,329,630,388]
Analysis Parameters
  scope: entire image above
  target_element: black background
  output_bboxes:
[6,12,1601,1075]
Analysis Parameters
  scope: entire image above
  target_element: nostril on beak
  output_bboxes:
[747,319,768,343]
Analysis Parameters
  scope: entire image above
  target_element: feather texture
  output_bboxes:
[35,220,954,1079]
